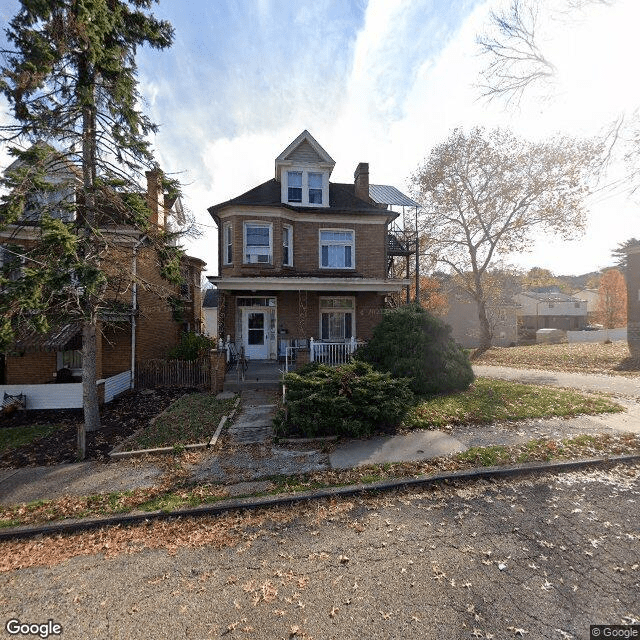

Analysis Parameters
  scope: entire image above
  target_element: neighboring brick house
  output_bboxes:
[0,155,205,388]
[207,130,410,360]
[515,288,588,337]
[627,244,640,357]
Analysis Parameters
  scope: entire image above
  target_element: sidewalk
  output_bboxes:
[1,366,639,507]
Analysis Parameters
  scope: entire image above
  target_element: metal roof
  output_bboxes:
[369,184,420,208]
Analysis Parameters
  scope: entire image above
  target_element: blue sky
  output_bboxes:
[1,0,639,277]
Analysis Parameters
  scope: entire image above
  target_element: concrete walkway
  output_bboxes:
[2,366,639,506]
[473,364,640,397]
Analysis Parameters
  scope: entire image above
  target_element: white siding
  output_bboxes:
[1,383,82,409]
[102,370,132,402]
[286,140,322,165]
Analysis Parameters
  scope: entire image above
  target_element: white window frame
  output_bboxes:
[319,297,355,341]
[308,172,323,205]
[243,221,273,265]
[223,222,233,265]
[282,224,293,267]
[287,171,302,203]
[319,228,355,269]
[283,169,328,207]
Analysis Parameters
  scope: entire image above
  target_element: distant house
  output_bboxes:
[627,245,640,357]
[515,288,588,336]
[574,288,600,323]
[441,282,518,348]
[202,289,218,338]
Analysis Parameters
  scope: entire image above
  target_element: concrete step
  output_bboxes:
[223,380,281,392]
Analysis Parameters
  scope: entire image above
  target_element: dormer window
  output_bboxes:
[309,173,323,204]
[287,172,302,203]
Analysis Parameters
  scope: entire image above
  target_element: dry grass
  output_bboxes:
[473,341,640,376]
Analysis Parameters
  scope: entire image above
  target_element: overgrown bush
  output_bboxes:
[167,332,216,361]
[275,361,413,438]
[355,303,474,395]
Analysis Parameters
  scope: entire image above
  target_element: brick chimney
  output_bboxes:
[354,162,370,202]
[146,169,165,228]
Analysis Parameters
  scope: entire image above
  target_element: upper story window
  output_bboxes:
[223,222,233,265]
[24,187,76,223]
[308,173,323,204]
[282,224,293,267]
[283,169,328,207]
[244,222,272,264]
[287,171,302,203]
[320,229,354,269]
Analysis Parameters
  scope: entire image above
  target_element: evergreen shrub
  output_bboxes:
[275,361,413,438]
[355,303,474,395]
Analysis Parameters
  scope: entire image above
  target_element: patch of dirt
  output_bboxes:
[0,388,194,468]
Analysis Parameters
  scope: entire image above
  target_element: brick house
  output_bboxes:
[0,153,205,396]
[207,130,411,360]
[627,244,640,357]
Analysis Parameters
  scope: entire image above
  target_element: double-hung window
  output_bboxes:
[282,224,293,267]
[320,230,353,269]
[244,222,272,264]
[320,298,354,341]
[223,222,233,264]
[287,171,302,203]
[308,173,323,204]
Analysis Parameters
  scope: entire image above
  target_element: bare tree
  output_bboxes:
[411,127,600,351]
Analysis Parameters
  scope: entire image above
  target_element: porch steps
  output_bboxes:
[223,359,283,393]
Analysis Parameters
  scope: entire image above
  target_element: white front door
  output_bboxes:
[243,310,269,359]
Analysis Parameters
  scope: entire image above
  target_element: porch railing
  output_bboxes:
[310,337,362,366]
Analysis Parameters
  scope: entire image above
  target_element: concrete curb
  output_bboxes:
[1,454,639,542]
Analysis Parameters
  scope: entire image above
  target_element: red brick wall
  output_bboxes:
[219,213,386,280]
[6,352,57,384]
[101,324,131,377]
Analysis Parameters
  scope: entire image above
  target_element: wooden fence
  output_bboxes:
[135,358,211,389]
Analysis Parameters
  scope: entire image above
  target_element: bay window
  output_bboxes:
[244,222,272,264]
[223,222,233,264]
[282,224,293,266]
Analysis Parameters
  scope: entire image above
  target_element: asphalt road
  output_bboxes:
[1,463,639,639]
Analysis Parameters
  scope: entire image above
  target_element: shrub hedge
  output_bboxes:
[274,361,413,438]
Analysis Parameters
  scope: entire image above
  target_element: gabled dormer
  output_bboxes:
[275,130,335,208]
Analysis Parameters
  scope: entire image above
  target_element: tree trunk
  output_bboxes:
[476,298,493,352]
[82,320,101,435]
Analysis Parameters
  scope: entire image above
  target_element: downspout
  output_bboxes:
[131,235,148,389]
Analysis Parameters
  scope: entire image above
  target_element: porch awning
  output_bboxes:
[210,276,410,294]
[14,322,83,353]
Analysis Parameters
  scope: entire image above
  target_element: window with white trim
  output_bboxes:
[282,224,293,267]
[319,230,354,269]
[320,297,354,341]
[308,173,323,204]
[223,222,233,264]
[287,171,302,203]
[244,222,272,264]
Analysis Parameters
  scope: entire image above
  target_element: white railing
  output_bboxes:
[310,337,360,366]
[1,371,132,410]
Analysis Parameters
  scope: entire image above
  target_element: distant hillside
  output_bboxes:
[556,272,602,291]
